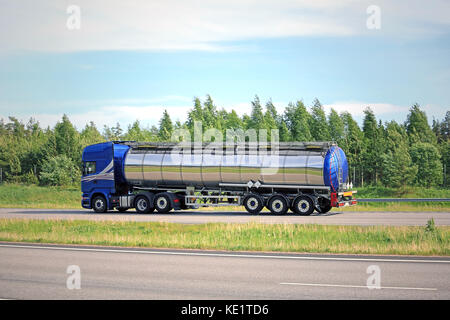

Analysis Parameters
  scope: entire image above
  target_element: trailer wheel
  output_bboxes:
[154,193,172,213]
[267,195,289,215]
[243,194,264,214]
[316,197,332,214]
[292,195,315,216]
[92,196,107,213]
[317,205,332,214]
[135,195,153,214]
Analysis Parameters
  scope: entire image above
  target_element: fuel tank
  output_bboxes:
[122,142,348,191]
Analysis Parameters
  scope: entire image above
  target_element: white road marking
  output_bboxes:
[0,243,449,264]
[280,282,437,291]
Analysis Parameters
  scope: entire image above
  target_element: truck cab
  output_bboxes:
[81,142,130,212]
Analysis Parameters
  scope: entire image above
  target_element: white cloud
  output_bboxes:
[323,101,410,116]
[322,101,448,125]
[1,0,449,53]
[0,97,286,131]
[1,105,193,131]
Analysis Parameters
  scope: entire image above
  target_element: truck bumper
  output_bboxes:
[81,195,91,209]
[336,199,358,207]
[331,191,358,208]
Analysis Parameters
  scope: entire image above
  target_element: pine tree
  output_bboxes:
[442,111,450,141]
[410,142,443,187]
[405,103,436,145]
[380,121,417,188]
[53,114,81,163]
[158,110,174,141]
[279,121,291,142]
[203,95,218,130]
[328,108,345,144]
[309,98,330,141]
[80,121,104,147]
[248,95,265,131]
[124,120,147,141]
[264,100,278,141]
[340,112,364,185]
[284,101,312,141]
[265,99,279,123]
[224,110,243,130]
[362,107,384,184]
[187,97,204,130]
[433,111,450,143]
[441,140,450,187]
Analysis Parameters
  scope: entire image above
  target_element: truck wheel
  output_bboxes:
[92,196,107,213]
[267,195,288,215]
[243,194,264,214]
[317,205,332,214]
[316,198,332,214]
[292,195,314,216]
[135,195,153,214]
[154,193,172,213]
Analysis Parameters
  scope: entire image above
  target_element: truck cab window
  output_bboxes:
[83,161,96,176]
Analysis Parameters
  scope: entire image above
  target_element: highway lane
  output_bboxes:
[0,242,449,299]
[0,208,449,226]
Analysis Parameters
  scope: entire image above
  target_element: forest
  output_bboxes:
[0,95,448,189]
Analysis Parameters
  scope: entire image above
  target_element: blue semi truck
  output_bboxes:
[81,141,357,214]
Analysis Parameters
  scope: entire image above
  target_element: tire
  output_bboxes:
[243,194,264,214]
[317,205,332,214]
[153,193,172,213]
[267,195,289,215]
[92,196,107,213]
[292,195,315,216]
[116,207,128,213]
[316,198,332,214]
[134,195,153,214]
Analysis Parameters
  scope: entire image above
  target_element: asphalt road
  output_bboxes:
[0,242,449,300]
[0,208,449,226]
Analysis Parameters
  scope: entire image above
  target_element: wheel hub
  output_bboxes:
[298,200,309,212]
[272,199,284,213]
[247,198,258,210]
[137,198,147,211]
[158,198,167,209]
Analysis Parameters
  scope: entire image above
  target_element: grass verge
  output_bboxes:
[0,218,448,256]
[0,184,80,208]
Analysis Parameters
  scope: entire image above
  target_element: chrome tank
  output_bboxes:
[123,143,329,188]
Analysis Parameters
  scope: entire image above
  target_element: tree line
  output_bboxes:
[0,95,448,188]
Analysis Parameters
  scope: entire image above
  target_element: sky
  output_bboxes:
[0,0,449,131]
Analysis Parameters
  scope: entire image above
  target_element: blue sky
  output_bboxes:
[0,0,449,130]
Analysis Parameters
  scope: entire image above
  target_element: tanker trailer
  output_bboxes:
[81,141,357,215]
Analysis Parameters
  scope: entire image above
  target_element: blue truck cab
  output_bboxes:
[81,142,130,212]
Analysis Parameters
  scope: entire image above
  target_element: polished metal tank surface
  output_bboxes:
[123,143,335,188]
[142,150,164,186]
[124,152,144,183]
[201,150,221,187]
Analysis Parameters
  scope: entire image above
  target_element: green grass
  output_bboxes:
[0,183,448,211]
[0,218,448,256]
[356,186,450,199]
[0,184,80,208]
